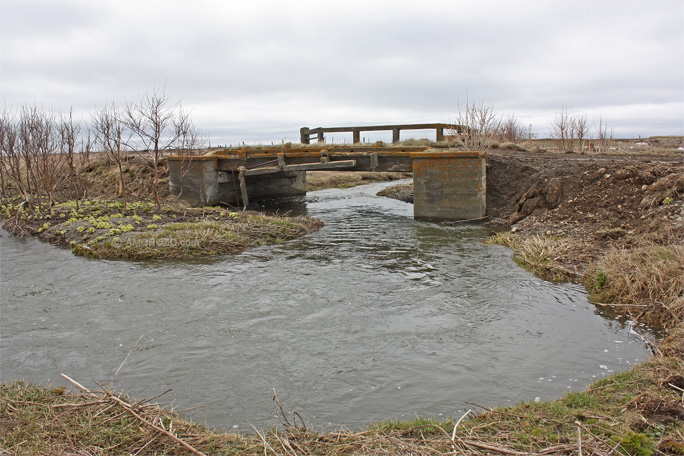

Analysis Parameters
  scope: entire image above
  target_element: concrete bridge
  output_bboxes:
[168,145,486,221]
[300,122,465,144]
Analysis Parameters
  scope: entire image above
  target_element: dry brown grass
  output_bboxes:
[486,232,592,282]
[586,243,684,330]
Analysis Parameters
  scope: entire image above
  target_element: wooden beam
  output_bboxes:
[242,160,357,176]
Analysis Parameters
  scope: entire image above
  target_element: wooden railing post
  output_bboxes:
[300,127,310,144]
[352,128,360,144]
[436,126,444,142]
[392,128,400,143]
[317,130,325,143]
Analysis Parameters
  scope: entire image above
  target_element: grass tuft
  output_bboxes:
[486,232,586,282]
[585,242,684,329]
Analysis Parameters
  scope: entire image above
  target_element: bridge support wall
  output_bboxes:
[169,157,224,206]
[169,157,306,206]
[411,150,486,221]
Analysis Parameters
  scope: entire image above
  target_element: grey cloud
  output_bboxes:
[1,0,682,144]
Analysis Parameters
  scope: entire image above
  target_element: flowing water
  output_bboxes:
[0,181,653,431]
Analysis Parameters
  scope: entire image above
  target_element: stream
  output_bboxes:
[0,180,653,431]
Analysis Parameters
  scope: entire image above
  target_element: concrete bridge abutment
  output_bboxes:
[411,150,486,221]
[168,156,306,206]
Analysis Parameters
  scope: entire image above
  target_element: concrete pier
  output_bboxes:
[168,156,306,206]
[411,150,486,221]
[168,156,225,206]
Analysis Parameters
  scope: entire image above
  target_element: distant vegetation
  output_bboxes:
[0,87,204,214]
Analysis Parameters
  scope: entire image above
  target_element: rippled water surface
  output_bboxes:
[1,181,652,430]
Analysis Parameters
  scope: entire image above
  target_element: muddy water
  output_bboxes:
[1,181,652,431]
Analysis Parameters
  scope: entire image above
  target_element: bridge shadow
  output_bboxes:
[251,195,311,217]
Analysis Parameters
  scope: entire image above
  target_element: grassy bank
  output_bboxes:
[3,351,683,455]
[1,199,322,260]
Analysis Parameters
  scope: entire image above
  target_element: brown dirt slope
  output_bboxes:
[486,150,683,240]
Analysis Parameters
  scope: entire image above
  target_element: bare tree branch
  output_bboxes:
[123,86,198,210]
[92,101,131,213]
[451,98,501,151]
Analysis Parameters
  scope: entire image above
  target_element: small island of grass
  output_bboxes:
[1,199,322,260]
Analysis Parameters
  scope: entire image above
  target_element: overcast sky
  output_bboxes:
[1,0,683,144]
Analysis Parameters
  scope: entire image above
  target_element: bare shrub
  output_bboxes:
[0,109,29,204]
[9,106,68,210]
[0,112,7,199]
[0,106,92,211]
[29,108,66,207]
[60,110,90,208]
[594,114,614,153]
[92,102,132,213]
[173,108,207,200]
[450,99,501,150]
[0,95,203,211]
[124,87,199,210]
[571,111,589,153]
[551,107,592,153]
[496,113,528,143]
[550,105,571,152]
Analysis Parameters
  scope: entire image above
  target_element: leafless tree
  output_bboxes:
[594,114,613,153]
[20,106,67,209]
[172,105,207,198]
[92,102,131,213]
[60,110,88,209]
[0,109,30,204]
[452,99,501,150]
[18,107,38,200]
[174,105,205,155]
[496,113,527,143]
[550,105,571,152]
[1,105,93,211]
[124,86,192,210]
[571,111,589,153]
[0,110,10,200]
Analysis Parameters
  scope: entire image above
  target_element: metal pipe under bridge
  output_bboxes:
[168,145,486,221]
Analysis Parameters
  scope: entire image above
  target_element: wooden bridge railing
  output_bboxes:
[300,123,465,144]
